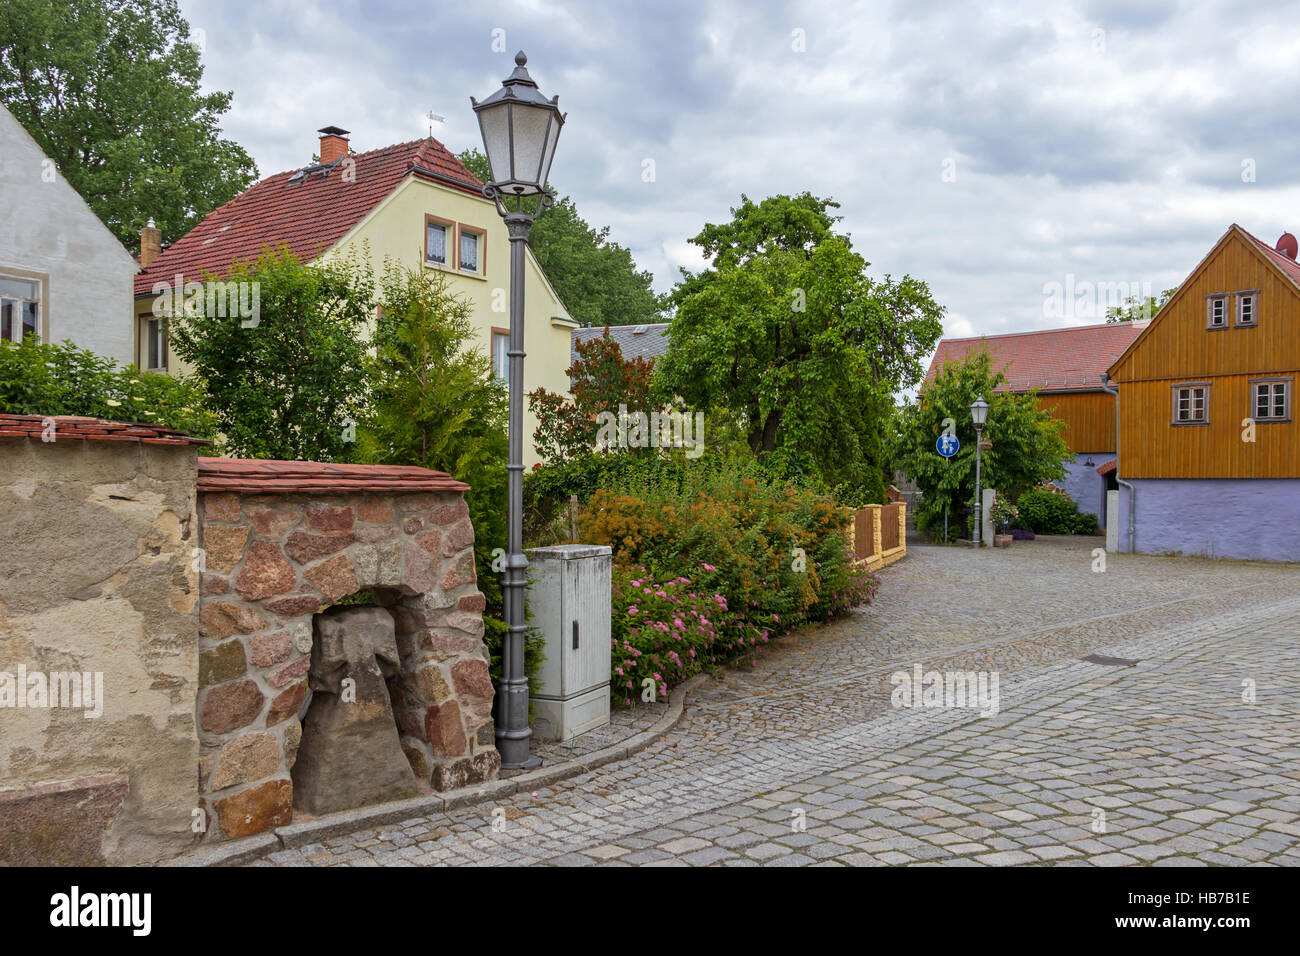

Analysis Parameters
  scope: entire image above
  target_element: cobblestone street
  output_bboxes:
[252,538,1300,866]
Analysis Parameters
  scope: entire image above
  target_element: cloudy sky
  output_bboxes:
[181,0,1300,341]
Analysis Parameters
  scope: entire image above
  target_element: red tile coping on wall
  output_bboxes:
[0,414,212,446]
[196,457,469,494]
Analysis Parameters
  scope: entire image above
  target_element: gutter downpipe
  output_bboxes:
[1100,373,1135,553]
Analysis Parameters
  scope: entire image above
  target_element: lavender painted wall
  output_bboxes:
[1061,453,1116,522]
[1116,479,1300,563]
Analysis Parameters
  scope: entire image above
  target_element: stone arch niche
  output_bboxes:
[194,459,498,842]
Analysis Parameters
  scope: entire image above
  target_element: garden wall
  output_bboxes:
[194,458,498,842]
[0,415,206,865]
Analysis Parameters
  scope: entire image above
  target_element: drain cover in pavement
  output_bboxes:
[1081,654,1140,667]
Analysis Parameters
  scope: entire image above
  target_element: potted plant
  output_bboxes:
[989,494,1018,548]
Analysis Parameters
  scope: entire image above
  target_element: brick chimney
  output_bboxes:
[318,126,350,165]
[140,218,162,267]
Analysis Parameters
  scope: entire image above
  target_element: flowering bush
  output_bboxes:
[988,494,1019,533]
[585,469,880,703]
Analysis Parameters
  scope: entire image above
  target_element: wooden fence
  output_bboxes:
[849,502,907,571]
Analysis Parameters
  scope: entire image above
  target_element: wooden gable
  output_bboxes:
[1110,225,1300,479]
[1109,225,1300,384]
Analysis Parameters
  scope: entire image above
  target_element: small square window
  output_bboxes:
[459,230,481,274]
[1173,384,1209,424]
[1252,380,1290,422]
[1207,295,1227,328]
[426,221,449,265]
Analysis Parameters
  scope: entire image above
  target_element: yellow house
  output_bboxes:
[132,126,577,465]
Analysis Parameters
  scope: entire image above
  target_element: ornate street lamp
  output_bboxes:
[471,51,564,771]
[970,398,989,548]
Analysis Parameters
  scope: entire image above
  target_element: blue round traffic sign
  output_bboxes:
[936,434,960,458]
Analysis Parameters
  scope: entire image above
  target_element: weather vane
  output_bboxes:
[425,110,445,137]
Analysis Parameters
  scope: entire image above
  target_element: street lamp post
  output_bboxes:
[970,398,989,548]
[472,51,565,771]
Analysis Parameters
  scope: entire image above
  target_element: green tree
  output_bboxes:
[894,350,1069,539]
[354,263,539,687]
[1106,287,1177,322]
[654,193,944,505]
[168,248,373,461]
[0,0,257,249]
[457,148,662,327]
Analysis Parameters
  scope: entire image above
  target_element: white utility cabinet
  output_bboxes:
[526,544,612,741]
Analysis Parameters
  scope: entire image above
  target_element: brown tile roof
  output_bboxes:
[0,414,211,445]
[196,458,469,494]
[135,137,482,296]
[924,322,1147,392]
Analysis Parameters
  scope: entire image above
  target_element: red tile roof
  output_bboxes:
[924,322,1147,392]
[196,458,468,494]
[0,414,211,445]
[135,137,483,296]
[1242,226,1300,287]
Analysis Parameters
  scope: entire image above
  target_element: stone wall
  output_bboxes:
[194,458,498,842]
[0,416,205,865]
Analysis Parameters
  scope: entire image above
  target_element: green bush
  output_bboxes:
[0,337,218,439]
[1016,487,1094,534]
[575,461,879,700]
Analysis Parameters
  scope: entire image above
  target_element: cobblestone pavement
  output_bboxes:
[252,538,1300,866]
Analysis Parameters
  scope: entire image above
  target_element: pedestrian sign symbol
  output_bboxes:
[937,434,960,458]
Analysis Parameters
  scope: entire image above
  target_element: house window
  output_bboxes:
[425,217,451,266]
[0,274,41,343]
[1251,379,1291,422]
[459,228,483,274]
[143,318,167,371]
[491,329,510,386]
[1236,291,1258,327]
[1172,383,1209,424]
[1206,295,1227,329]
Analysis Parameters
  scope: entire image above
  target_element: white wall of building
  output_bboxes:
[0,103,136,364]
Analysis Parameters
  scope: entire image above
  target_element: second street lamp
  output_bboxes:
[970,398,989,548]
[471,51,565,771]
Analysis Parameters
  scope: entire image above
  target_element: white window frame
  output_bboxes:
[143,317,168,371]
[1172,382,1210,425]
[425,216,453,267]
[1206,294,1228,330]
[1250,377,1291,423]
[491,328,510,386]
[1235,290,1259,328]
[0,271,43,343]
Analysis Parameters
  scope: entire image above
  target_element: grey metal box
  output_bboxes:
[526,544,612,741]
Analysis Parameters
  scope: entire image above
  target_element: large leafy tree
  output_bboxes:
[458,148,662,327]
[894,349,1069,539]
[0,0,257,249]
[654,193,944,505]
[168,248,373,461]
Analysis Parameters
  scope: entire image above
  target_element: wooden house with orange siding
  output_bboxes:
[925,322,1146,524]
[1106,224,1300,562]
